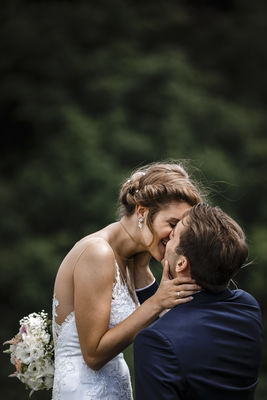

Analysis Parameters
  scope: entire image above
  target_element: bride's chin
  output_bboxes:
[153,247,166,262]
[149,242,166,262]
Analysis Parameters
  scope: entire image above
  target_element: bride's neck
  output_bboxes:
[110,217,144,260]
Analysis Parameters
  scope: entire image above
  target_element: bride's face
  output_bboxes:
[142,201,191,261]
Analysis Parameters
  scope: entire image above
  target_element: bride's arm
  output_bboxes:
[74,239,197,371]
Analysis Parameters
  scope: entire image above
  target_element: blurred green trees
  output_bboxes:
[1,1,266,398]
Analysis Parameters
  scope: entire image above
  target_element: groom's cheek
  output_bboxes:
[168,262,176,279]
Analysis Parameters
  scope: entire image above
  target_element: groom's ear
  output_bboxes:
[175,255,190,274]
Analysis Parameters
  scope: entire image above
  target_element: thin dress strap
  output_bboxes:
[114,259,124,287]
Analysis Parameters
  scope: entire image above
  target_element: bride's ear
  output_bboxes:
[135,205,148,220]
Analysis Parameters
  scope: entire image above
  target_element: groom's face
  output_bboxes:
[163,219,186,278]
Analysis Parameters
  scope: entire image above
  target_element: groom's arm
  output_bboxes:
[134,327,183,400]
[133,253,159,304]
[135,279,159,304]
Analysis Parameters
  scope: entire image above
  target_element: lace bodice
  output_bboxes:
[52,261,138,400]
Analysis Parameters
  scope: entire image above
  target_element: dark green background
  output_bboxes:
[1,1,266,398]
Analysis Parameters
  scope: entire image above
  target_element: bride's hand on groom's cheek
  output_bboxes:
[155,260,201,310]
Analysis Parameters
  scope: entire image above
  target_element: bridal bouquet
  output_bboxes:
[3,311,54,396]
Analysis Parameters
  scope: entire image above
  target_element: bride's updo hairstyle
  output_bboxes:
[119,162,203,233]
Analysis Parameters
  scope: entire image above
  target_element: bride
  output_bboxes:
[52,162,202,400]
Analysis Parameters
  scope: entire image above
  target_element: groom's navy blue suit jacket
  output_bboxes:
[135,282,262,400]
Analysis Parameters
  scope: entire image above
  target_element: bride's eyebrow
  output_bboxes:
[168,217,179,223]
[167,218,180,228]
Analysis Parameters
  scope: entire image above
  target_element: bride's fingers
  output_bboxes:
[172,277,197,285]
[166,280,201,292]
[175,289,199,299]
[174,283,201,292]
[174,296,194,305]
[161,260,170,280]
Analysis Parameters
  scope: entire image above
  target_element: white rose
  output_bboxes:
[23,361,44,390]
[30,345,45,361]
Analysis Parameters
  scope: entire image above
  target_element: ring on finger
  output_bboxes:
[177,291,181,298]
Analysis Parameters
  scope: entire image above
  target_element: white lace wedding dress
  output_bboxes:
[52,261,137,400]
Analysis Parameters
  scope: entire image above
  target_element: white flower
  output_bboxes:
[14,342,33,364]
[44,374,53,389]
[3,310,54,395]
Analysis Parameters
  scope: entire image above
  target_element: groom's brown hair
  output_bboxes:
[176,203,248,293]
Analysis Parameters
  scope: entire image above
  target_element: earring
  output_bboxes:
[138,217,143,231]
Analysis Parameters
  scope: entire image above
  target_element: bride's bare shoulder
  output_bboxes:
[55,237,115,288]
[74,236,115,266]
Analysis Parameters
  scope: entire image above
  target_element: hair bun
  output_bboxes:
[119,162,203,217]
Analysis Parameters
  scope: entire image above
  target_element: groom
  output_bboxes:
[134,203,262,400]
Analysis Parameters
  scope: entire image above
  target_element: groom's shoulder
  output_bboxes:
[230,289,262,320]
[134,303,199,355]
[231,288,261,309]
[141,302,195,337]
[142,289,262,334]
